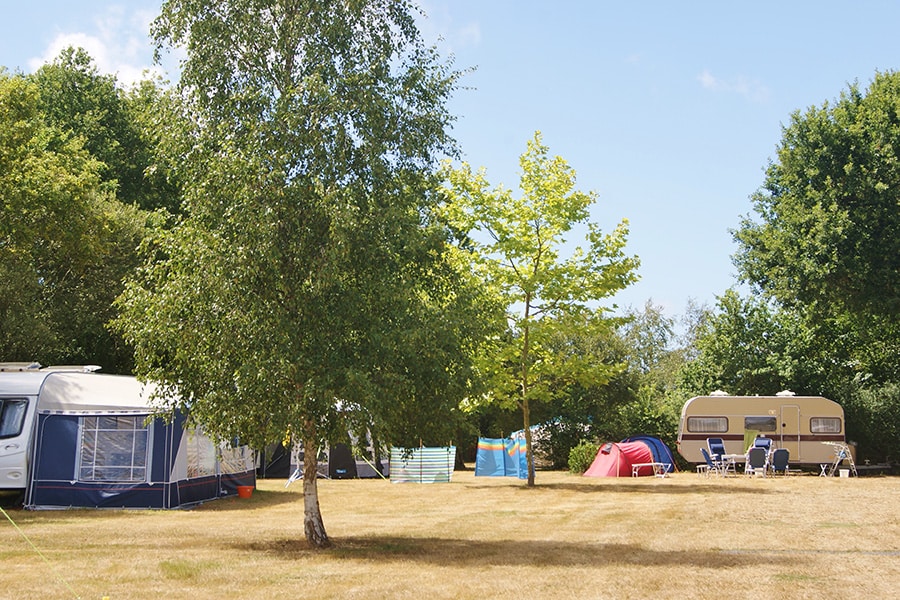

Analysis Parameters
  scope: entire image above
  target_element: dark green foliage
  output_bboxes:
[733,72,900,391]
[567,440,599,474]
[30,48,179,213]
[676,290,817,397]
[0,71,151,372]
[617,391,679,447]
[838,381,900,463]
[734,72,900,320]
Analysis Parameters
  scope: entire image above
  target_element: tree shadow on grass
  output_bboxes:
[236,536,798,569]
[462,481,776,495]
[193,488,302,511]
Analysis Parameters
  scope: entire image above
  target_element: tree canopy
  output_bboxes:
[0,71,150,371]
[734,71,900,322]
[676,290,821,397]
[29,47,178,213]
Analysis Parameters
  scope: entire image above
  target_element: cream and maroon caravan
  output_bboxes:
[676,391,845,466]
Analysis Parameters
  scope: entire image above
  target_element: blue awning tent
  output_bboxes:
[28,411,255,508]
[1,370,255,509]
[474,437,528,479]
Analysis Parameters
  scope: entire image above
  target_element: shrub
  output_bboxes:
[568,440,599,474]
[841,381,900,463]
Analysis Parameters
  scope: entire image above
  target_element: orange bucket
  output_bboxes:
[236,485,254,499]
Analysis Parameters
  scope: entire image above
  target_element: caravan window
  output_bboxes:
[0,398,27,438]
[744,416,777,432]
[810,417,842,433]
[78,416,149,482]
[686,417,728,433]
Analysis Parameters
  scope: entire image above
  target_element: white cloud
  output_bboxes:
[27,7,163,87]
[456,22,482,48]
[697,69,770,103]
[416,1,481,54]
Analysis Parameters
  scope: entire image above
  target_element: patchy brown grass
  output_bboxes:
[1,470,898,599]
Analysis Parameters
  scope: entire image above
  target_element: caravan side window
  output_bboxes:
[0,398,28,438]
[810,417,842,433]
[78,416,149,482]
[686,417,728,433]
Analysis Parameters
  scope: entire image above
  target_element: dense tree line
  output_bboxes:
[0,50,171,373]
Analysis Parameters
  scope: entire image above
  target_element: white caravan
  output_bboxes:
[0,365,255,508]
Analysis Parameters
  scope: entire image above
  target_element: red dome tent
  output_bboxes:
[583,437,676,477]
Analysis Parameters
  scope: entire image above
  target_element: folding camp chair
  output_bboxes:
[745,447,768,476]
[700,447,724,477]
[753,436,773,453]
[753,436,771,448]
[706,438,736,475]
[707,437,727,459]
[770,448,790,475]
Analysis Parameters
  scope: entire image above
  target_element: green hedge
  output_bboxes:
[568,441,599,474]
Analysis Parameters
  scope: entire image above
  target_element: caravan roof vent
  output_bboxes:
[0,362,42,371]
[709,390,729,396]
[41,365,103,373]
[775,390,796,397]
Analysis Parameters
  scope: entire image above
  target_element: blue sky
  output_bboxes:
[4,1,900,319]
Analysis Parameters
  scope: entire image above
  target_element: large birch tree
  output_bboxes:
[114,0,483,548]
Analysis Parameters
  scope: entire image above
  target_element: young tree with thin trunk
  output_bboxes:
[441,132,639,486]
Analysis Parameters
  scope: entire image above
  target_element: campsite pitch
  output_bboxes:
[1,470,898,599]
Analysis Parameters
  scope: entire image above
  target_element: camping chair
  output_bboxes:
[745,446,768,476]
[700,447,723,477]
[753,436,773,453]
[770,448,790,475]
[707,438,727,462]
[706,438,736,474]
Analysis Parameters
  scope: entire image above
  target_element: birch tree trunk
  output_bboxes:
[303,420,331,548]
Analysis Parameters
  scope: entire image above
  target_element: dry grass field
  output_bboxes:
[1,469,898,599]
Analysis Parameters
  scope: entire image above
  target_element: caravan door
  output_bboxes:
[1,371,55,493]
[0,394,36,491]
[779,404,801,462]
